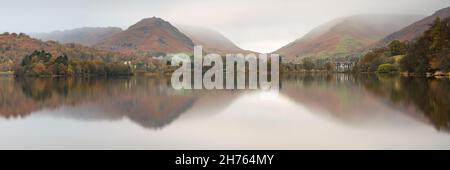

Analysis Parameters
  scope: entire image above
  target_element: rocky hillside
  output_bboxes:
[95,17,194,55]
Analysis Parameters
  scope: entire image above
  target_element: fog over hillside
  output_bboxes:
[2,0,449,53]
[31,27,123,46]
[276,15,422,61]
[177,25,247,54]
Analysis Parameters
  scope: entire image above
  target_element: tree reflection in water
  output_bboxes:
[0,75,449,131]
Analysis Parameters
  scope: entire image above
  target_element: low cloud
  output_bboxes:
[1,0,449,52]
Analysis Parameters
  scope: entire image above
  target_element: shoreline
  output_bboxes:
[6,68,450,79]
[281,70,450,78]
[0,71,14,76]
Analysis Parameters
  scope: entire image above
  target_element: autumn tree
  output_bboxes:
[302,57,315,70]
[388,40,407,56]
[16,50,133,77]
[400,17,450,74]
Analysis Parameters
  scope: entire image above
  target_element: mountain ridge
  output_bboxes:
[31,27,122,46]
[376,6,450,47]
[29,19,255,56]
[95,17,195,55]
[275,15,422,62]
[177,25,252,55]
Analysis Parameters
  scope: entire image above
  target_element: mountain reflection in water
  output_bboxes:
[0,74,449,149]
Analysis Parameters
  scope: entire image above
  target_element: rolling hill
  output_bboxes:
[275,15,421,62]
[31,27,123,46]
[31,22,252,56]
[0,33,129,64]
[177,25,250,55]
[377,6,450,47]
[95,17,194,55]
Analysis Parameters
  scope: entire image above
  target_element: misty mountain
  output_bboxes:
[95,17,194,55]
[177,25,250,55]
[275,15,422,62]
[377,6,450,47]
[31,27,122,46]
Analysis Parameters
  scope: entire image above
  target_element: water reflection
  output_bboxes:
[1,77,197,128]
[359,74,450,131]
[0,75,450,149]
[0,75,449,131]
[281,74,450,131]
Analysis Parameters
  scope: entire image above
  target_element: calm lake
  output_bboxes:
[0,74,449,149]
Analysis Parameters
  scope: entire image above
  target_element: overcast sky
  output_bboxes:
[1,0,450,53]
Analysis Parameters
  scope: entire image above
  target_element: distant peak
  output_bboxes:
[129,17,172,30]
[140,16,163,22]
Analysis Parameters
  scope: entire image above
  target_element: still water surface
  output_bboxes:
[0,74,449,149]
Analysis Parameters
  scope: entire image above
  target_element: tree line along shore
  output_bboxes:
[1,17,449,78]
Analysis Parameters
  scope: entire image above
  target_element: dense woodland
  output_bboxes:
[358,17,450,75]
[356,40,406,73]
[401,17,450,74]
[15,50,133,76]
[0,33,166,76]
